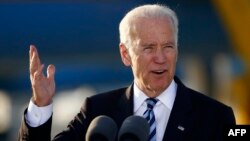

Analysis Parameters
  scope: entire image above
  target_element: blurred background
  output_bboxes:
[0,0,249,140]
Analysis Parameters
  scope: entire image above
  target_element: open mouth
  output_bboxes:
[152,70,166,75]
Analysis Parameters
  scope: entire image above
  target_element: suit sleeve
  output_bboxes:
[225,107,236,124]
[18,109,52,141]
[214,106,236,141]
[18,97,94,141]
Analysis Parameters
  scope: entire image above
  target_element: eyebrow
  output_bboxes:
[161,41,175,46]
[141,43,156,47]
[141,41,175,47]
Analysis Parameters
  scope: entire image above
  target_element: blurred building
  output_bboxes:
[0,0,249,140]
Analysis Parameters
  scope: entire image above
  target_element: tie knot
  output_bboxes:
[145,98,158,110]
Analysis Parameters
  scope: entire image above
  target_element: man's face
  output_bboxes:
[120,17,178,97]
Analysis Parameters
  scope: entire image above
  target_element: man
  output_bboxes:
[18,4,235,141]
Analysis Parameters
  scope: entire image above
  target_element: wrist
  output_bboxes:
[32,97,52,107]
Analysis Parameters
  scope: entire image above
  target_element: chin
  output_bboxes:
[151,84,168,93]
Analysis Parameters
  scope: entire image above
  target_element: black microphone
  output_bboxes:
[85,115,118,141]
[118,115,149,141]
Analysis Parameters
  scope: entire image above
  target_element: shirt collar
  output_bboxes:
[133,79,177,112]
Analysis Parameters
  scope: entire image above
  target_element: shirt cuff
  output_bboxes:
[25,99,53,127]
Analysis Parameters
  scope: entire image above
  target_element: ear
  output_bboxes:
[119,43,131,66]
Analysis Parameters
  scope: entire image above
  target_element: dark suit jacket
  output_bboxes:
[18,77,235,141]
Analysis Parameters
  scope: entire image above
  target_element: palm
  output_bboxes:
[29,45,56,106]
[32,72,55,103]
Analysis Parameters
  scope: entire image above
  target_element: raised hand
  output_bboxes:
[29,45,56,107]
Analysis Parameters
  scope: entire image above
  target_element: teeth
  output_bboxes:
[155,70,164,73]
[153,70,165,74]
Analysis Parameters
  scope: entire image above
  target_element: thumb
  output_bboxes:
[47,64,56,81]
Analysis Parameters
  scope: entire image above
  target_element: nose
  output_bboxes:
[154,48,166,64]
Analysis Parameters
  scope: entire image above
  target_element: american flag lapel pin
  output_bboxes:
[177,125,185,131]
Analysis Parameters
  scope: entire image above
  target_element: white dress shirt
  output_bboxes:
[133,80,177,141]
[25,100,53,127]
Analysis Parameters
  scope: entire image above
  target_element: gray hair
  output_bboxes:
[119,4,179,48]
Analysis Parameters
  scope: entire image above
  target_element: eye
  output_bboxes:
[163,45,176,52]
[144,46,153,50]
[143,46,153,52]
[163,45,174,49]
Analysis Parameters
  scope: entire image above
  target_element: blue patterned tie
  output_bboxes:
[143,98,158,141]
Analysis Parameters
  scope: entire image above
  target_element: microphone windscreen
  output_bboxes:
[118,115,149,141]
[85,115,118,141]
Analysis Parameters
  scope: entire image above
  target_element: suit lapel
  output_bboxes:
[162,77,195,141]
[111,79,195,141]
[112,84,134,128]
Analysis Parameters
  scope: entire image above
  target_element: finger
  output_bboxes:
[47,64,55,81]
[33,64,45,82]
[29,45,33,62]
[30,54,39,77]
[29,45,40,64]
[30,45,41,75]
